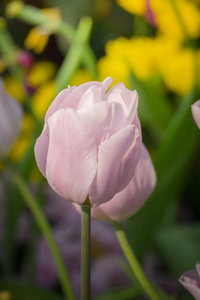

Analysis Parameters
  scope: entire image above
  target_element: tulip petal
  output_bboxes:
[191,100,200,129]
[77,86,102,110]
[179,270,200,300]
[56,81,107,111]
[45,86,75,121]
[91,144,156,222]
[46,108,98,204]
[34,124,49,177]
[89,125,140,206]
[106,83,138,125]
[78,101,126,147]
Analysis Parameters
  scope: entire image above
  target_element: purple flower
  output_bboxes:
[179,262,200,299]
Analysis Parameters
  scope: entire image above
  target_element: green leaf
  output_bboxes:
[95,286,141,300]
[0,280,64,300]
[128,88,199,257]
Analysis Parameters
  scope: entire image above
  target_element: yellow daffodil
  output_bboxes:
[117,0,200,40]
[98,35,197,95]
[31,80,56,119]
[69,69,94,86]
[24,8,62,53]
[27,61,57,88]
[4,75,26,103]
[10,114,35,162]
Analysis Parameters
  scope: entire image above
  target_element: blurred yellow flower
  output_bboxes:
[69,69,94,86]
[32,80,56,119]
[98,35,197,95]
[24,8,61,53]
[27,61,57,88]
[160,48,195,95]
[152,0,200,40]
[98,56,129,87]
[10,114,35,162]
[117,0,200,40]
[0,291,12,300]
[117,0,145,15]
[4,75,26,103]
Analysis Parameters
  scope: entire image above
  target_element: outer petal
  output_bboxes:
[34,124,49,177]
[191,100,200,129]
[179,269,200,300]
[89,125,141,207]
[91,144,156,222]
[46,108,98,205]
[45,86,75,121]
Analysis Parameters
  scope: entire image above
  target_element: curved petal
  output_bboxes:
[46,108,98,205]
[89,125,141,207]
[45,86,75,122]
[91,144,156,222]
[78,101,126,147]
[179,270,200,300]
[191,100,200,129]
[56,79,111,111]
[34,124,49,177]
[106,83,138,125]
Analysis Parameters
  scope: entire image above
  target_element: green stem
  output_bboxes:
[115,222,160,300]
[55,16,94,93]
[81,205,91,300]
[9,170,75,300]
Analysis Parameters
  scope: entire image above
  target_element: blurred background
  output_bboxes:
[0,0,200,299]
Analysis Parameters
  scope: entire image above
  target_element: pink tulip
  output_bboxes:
[0,78,23,158]
[83,144,156,222]
[34,77,142,207]
[191,100,200,129]
[179,262,200,300]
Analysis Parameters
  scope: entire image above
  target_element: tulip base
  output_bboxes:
[81,204,91,300]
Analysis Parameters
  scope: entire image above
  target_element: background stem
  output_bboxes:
[9,170,75,300]
[81,205,91,300]
[115,222,160,300]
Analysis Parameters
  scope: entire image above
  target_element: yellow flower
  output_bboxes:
[159,48,196,95]
[117,0,200,40]
[98,56,130,87]
[117,0,145,15]
[152,0,200,40]
[32,80,56,119]
[24,8,62,53]
[27,61,57,88]
[98,34,196,95]
[4,75,26,103]
[69,69,94,86]
[0,291,12,300]
[10,114,35,162]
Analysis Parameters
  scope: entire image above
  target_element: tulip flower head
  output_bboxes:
[191,100,200,129]
[90,144,156,222]
[0,78,23,158]
[179,262,200,300]
[34,77,142,207]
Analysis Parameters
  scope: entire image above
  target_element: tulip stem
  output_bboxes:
[115,222,160,300]
[8,170,75,300]
[81,204,91,300]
